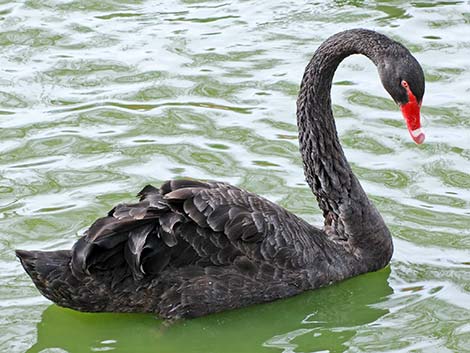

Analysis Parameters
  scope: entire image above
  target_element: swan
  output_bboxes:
[16,28,425,319]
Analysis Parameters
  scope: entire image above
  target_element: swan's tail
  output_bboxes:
[16,249,156,313]
[16,249,81,308]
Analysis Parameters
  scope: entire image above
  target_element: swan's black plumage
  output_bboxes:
[16,29,425,319]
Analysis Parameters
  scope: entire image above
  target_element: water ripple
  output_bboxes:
[0,1,469,352]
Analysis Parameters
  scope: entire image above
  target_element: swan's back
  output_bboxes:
[18,179,354,318]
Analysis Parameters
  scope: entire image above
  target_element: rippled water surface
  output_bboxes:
[1,1,469,352]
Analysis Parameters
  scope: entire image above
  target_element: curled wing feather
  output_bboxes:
[71,179,323,282]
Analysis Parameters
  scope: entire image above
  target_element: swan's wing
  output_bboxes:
[162,180,324,268]
[71,179,323,282]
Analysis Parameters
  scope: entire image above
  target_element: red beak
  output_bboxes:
[400,87,425,144]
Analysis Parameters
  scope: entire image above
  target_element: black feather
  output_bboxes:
[206,205,231,232]
[137,185,159,199]
[183,198,209,227]
[225,212,250,241]
[164,188,196,201]
[159,229,178,247]
[125,223,155,280]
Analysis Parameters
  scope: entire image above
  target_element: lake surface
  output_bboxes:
[1,1,469,352]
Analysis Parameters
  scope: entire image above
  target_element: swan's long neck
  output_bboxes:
[297,29,394,267]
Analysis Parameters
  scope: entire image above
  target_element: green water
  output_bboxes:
[1,1,469,352]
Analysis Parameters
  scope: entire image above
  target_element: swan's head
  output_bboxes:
[378,53,425,144]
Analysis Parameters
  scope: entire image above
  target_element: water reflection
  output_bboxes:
[27,268,391,353]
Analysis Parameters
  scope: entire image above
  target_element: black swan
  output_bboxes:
[16,29,425,319]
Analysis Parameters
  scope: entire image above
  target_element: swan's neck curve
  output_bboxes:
[297,29,395,267]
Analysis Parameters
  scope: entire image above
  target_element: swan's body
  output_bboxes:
[17,29,425,319]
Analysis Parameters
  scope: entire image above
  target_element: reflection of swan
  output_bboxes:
[17,29,425,319]
[26,269,391,353]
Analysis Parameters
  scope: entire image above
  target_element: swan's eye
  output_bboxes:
[401,80,409,89]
